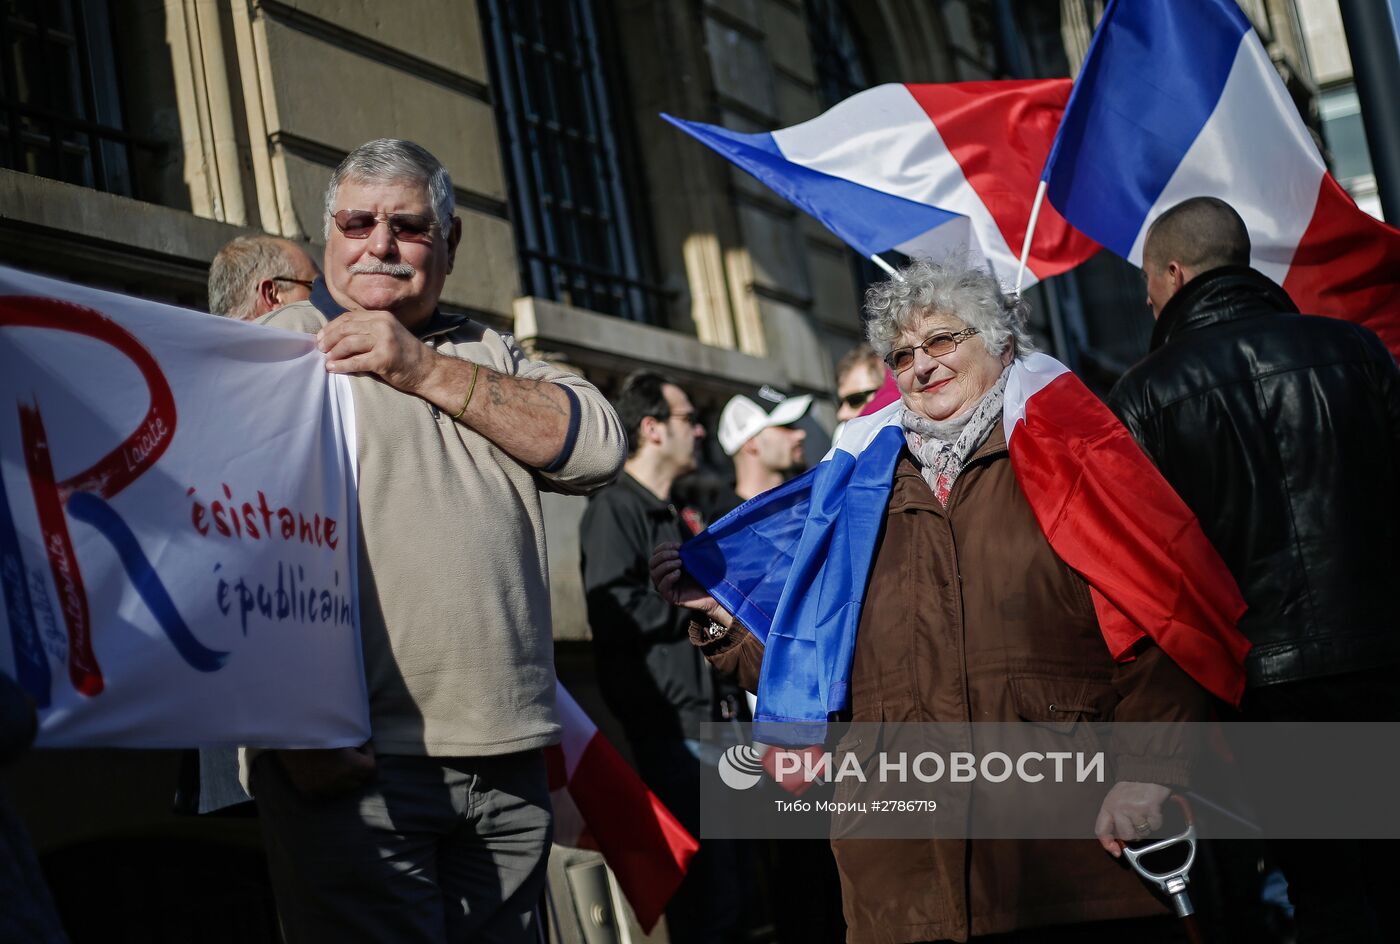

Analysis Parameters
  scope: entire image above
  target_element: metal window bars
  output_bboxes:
[481,0,669,324]
[0,0,160,198]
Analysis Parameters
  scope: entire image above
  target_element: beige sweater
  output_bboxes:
[261,302,625,755]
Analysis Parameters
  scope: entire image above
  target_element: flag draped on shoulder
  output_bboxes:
[682,355,1249,744]
[664,80,1099,286]
[1003,354,1250,703]
[1042,0,1400,356]
[547,683,698,932]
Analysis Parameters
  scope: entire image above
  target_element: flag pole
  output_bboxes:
[1014,180,1048,296]
[870,254,905,281]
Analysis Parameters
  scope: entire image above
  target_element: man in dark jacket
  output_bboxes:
[1108,195,1400,941]
[581,371,719,746]
[579,370,746,944]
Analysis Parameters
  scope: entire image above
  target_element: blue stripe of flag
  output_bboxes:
[662,114,962,258]
[682,423,906,744]
[1042,0,1252,255]
[681,467,814,645]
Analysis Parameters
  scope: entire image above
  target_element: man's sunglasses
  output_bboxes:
[332,209,437,243]
[837,387,882,411]
[272,276,315,289]
[884,327,979,373]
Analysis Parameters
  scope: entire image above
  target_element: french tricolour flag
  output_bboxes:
[1043,0,1400,355]
[663,80,1098,287]
[547,683,698,932]
[682,355,1249,745]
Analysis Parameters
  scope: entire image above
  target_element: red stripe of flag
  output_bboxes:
[549,683,699,932]
[907,80,1100,280]
[1009,371,1250,706]
[1282,173,1400,360]
[563,733,699,932]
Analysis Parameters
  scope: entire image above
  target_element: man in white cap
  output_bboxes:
[714,388,812,519]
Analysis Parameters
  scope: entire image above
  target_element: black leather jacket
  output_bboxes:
[1109,266,1400,688]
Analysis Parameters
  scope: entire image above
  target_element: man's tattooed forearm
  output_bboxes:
[479,371,568,419]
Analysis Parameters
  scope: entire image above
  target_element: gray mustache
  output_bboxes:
[349,261,416,277]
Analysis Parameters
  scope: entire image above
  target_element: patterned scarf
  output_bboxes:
[900,368,1009,505]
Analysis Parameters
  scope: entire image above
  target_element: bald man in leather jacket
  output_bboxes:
[1108,195,1400,942]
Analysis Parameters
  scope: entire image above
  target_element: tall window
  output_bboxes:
[480,0,664,323]
[806,0,886,296]
[0,0,147,195]
[806,0,871,107]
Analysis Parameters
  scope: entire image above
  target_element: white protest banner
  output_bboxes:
[0,265,369,748]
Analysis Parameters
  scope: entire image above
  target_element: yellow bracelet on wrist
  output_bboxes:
[451,362,481,420]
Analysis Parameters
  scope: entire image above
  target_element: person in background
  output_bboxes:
[1109,195,1400,942]
[833,343,886,425]
[710,389,811,520]
[192,232,323,818]
[208,234,320,321]
[579,370,750,944]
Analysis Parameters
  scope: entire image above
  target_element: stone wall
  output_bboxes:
[0,0,883,652]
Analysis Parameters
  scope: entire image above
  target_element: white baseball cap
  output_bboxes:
[717,393,813,456]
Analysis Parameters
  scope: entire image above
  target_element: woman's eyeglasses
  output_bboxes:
[884,328,979,373]
[332,209,437,244]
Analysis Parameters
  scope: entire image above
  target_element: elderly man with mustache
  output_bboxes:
[248,139,626,944]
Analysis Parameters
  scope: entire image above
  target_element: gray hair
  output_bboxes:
[323,139,455,240]
[863,258,1035,361]
[208,235,297,320]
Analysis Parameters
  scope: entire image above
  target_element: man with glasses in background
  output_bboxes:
[207,234,320,321]
[834,343,885,422]
[192,232,325,820]
[248,138,625,944]
[580,370,752,944]
[831,343,888,446]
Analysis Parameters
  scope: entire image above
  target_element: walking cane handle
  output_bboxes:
[1123,794,1197,915]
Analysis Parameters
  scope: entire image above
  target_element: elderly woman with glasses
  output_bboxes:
[652,259,1219,944]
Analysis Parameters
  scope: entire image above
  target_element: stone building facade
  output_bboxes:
[0,1,1339,941]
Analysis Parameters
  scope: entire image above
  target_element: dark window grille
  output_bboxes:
[480,0,666,324]
[806,0,871,108]
[805,0,888,294]
[0,0,155,196]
